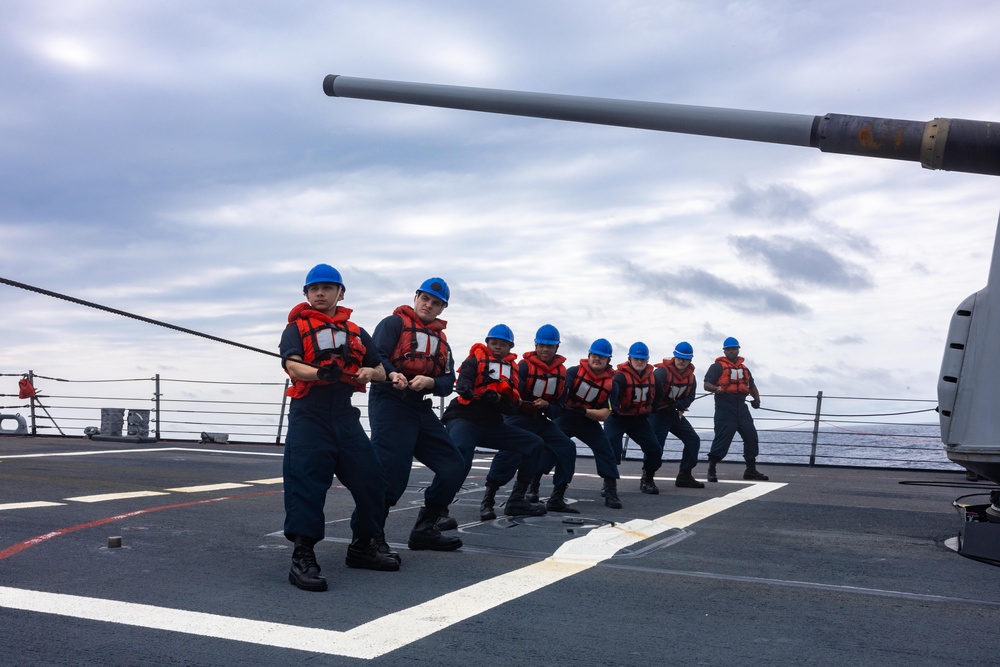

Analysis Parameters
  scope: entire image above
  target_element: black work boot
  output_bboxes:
[374,533,401,564]
[602,477,622,509]
[639,468,660,495]
[526,472,543,503]
[346,537,401,571]
[545,484,580,514]
[707,457,719,483]
[480,481,499,521]
[504,479,548,516]
[743,461,769,481]
[408,506,463,551]
[288,538,327,592]
[436,506,459,531]
[675,470,705,488]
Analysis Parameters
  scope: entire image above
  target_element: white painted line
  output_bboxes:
[168,448,284,458]
[0,481,785,658]
[244,478,283,485]
[65,491,170,503]
[0,448,188,459]
[0,587,359,656]
[0,501,65,511]
[165,483,252,493]
[0,447,283,460]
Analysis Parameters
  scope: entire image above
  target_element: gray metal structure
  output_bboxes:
[323,74,1000,484]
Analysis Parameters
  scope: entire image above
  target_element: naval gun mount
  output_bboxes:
[322,74,1000,486]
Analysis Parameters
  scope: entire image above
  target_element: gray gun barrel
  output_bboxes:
[324,75,1000,177]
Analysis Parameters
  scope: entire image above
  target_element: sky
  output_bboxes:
[2,0,999,437]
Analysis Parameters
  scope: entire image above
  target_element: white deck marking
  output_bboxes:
[65,491,170,503]
[0,447,283,460]
[0,481,784,659]
[165,483,252,493]
[0,501,65,511]
[2,448,283,513]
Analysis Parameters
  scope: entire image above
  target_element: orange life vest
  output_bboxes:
[285,302,366,398]
[456,343,520,405]
[614,361,656,416]
[565,359,615,410]
[714,356,751,395]
[520,351,567,401]
[653,358,696,408]
[388,304,451,379]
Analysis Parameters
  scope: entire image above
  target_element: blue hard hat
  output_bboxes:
[723,336,741,349]
[486,323,515,344]
[417,277,450,305]
[534,324,560,345]
[673,341,694,359]
[628,341,650,360]
[588,338,613,358]
[303,264,344,292]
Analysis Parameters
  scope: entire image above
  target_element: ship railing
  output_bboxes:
[0,372,953,471]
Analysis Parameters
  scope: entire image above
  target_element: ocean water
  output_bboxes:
[628,422,956,471]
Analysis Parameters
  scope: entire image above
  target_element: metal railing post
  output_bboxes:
[275,379,289,445]
[27,369,37,435]
[154,374,161,440]
[809,391,823,466]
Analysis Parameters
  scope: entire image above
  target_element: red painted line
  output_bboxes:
[0,490,282,561]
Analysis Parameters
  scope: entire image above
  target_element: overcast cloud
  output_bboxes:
[733,235,875,290]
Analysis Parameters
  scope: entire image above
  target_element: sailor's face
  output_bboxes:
[413,292,446,324]
[306,283,343,313]
[588,354,610,373]
[724,347,740,362]
[629,357,649,373]
[535,343,558,363]
[673,357,691,371]
[487,338,513,359]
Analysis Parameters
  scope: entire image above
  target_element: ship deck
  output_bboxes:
[1,436,997,666]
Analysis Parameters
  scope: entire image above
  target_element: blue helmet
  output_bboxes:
[486,323,515,344]
[673,341,694,359]
[303,264,344,293]
[417,277,450,305]
[723,336,741,349]
[534,324,560,345]
[628,341,650,360]
[588,338,613,358]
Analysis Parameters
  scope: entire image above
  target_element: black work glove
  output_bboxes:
[482,389,501,403]
[316,365,343,382]
[457,387,474,401]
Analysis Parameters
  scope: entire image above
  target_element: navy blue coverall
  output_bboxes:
[368,313,466,512]
[649,364,702,475]
[280,324,386,545]
[704,361,759,462]
[488,360,577,488]
[441,355,544,486]
[552,365,620,480]
[604,369,664,472]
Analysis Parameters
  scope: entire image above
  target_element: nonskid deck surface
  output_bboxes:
[1,437,997,666]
